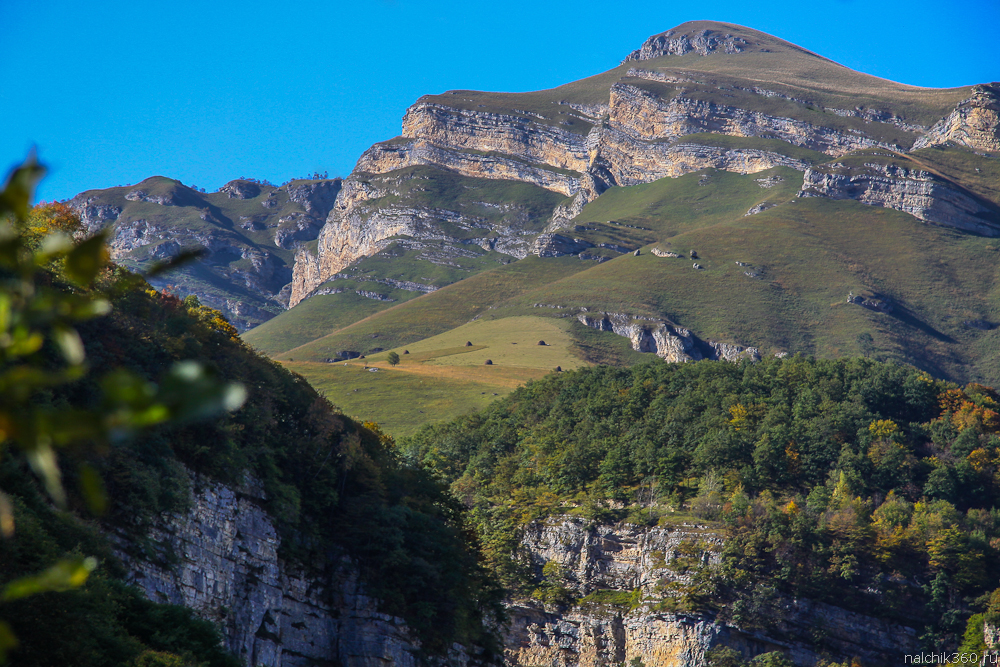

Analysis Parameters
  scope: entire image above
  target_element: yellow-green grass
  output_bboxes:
[909,145,1000,207]
[283,361,513,438]
[286,316,595,435]
[372,316,586,370]
[276,256,588,362]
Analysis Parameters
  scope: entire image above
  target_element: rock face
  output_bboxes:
[69,176,342,330]
[506,517,918,666]
[113,470,477,667]
[577,312,703,363]
[576,311,760,364]
[798,159,1000,235]
[622,26,749,61]
[913,83,1000,153]
[532,233,594,258]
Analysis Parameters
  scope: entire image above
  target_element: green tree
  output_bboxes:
[387,351,400,366]
[856,332,875,358]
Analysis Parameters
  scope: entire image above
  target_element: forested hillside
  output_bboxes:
[0,173,502,665]
[405,357,1000,653]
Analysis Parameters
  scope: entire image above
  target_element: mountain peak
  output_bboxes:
[622,21,820,64]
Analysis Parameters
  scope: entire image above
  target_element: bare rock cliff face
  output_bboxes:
[799,160,1000,235]
[913,84,1000,153]
[506,518,918,666]
[622,27,749,61]
[113,471,476,667]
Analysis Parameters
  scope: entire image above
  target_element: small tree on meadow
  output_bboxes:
[387,351,400,366]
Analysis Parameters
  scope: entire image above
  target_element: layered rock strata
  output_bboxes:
[506,518,918,666]
[576,312,702,363]
[913,84,1000,153]
[291,24,997,309]
[113,471,478,667]
[798,161,1000,235]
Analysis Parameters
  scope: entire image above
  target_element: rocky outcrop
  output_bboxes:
[286,179,342,218]
[622,27,749,62]
[69,175,346,330]
[605,83,895,160]
[356,139,581,197]
[113,471,479,667]
[707,341,761,363]
[506,517,918,666]
[912,84,1000,153]
[798,160,1000,235]
[74,198,122,234]
[577,312,702,363]
[221,180,262,199]
[401,104,591,175]
[576,311,761,364]
[532,233,594,257]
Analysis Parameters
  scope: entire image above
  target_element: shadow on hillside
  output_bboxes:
[888,301,956,344]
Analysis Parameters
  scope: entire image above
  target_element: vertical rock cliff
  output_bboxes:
[113,470,481,667]
[505,518,918,666]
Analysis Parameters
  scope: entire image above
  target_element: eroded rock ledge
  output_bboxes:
[576,311,760,363]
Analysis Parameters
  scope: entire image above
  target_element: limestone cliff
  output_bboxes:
[912,84,1000,153]
[798,157,1000,236]
[506,518,918,666]
[113,470,482,667]
[70,176,341,329]
[575,311,760,364]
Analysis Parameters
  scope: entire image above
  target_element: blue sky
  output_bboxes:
[2,0,998,202]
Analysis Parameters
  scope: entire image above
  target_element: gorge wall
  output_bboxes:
[506,517,918,667]
[111,470,479,667]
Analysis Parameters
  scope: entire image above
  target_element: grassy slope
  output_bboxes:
[289,316,592,436]
[275,256,588,361]
[272,160,1000,433]
[253,23,993,435]
[512,173,1000,384]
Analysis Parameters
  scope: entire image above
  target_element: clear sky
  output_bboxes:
[2,0,998,202]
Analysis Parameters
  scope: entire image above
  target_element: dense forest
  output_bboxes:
[404,357,1000,652]
[0,176,502,664]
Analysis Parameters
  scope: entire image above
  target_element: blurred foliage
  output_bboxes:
[0,156,502,663]
[0,155,244,664]
[404,356,1000,651]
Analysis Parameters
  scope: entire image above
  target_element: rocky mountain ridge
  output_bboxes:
[69,175,341,330]
[287,21,999,320]
[113,468,480,667]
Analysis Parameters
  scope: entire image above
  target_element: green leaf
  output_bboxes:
[1,556,97,602]
[63,231,108,285]
[159,361,247,421]
[25,443,64,508]
[0,154,46,221]
[35,232,74,262]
